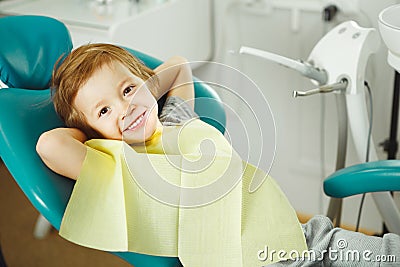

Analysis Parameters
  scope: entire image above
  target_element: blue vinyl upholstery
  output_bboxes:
[0,15,73,89]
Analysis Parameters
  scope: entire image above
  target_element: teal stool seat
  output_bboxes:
[0,15,226,267]
[324,160,400,198]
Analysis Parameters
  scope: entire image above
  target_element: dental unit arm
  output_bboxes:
[240,21,380,162]
[240,21,400,234]
[239,46,328,85]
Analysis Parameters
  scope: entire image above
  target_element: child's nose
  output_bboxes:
[120,102,135,120]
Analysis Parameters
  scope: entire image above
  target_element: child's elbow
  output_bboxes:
[36,130,59,161]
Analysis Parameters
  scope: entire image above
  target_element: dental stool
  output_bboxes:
[0,15,226,266]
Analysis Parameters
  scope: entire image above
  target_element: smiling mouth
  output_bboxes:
[124,111,146,132]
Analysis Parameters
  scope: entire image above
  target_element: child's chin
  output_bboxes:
[123,136,145,145]
[123,126,156,144]
[126,132,155,144]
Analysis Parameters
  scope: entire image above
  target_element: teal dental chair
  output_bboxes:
[0,15,226,266]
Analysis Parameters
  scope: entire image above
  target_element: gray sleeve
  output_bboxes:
[159,96,198,126]
[269,215,400,266]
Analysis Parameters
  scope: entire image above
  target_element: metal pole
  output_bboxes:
[326,91,348,227]
[380,70,400,234]
[387,71,400,160]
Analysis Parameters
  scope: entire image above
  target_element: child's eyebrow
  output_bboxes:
[118,78,130,89]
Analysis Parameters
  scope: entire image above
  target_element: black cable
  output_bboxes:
[355,194,366,232]
[355,81,373,232]
[365,81,373,163]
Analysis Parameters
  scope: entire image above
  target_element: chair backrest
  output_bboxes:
[0,15,73,89]
[0,15,225,267]
[0,15,76,226]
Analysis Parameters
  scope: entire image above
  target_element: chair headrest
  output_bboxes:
[0,15,73,89]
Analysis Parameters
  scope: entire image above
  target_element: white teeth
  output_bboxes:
[127,114,144,130]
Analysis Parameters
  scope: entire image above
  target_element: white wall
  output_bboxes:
[194,0,400,232]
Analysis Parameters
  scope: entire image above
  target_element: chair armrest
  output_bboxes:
[324,160,400,198]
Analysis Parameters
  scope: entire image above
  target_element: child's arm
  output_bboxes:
[154,56,195,109]
[36,128,87,180]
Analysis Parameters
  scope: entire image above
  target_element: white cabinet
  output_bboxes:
[0,0,212,62]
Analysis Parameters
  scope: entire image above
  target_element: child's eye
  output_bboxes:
[123,86,135,96]
[99,107,110,117]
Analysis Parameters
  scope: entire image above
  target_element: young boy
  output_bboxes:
[37,43,197,180]
[37,43,400,266]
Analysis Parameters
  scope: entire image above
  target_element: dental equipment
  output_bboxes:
[241,20,400,234]
[293,79,348,98]
[378,4,400,72]
[323,5,400,235]
[378,5,400,162]
[239,46,328,85]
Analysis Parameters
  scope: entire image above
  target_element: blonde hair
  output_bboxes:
[51,43,158,138]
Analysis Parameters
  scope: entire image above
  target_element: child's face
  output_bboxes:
[74,61,160,144]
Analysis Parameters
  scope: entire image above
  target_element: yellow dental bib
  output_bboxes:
[59,119,307,266]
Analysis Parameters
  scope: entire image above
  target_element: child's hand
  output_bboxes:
[36,128,88,180]
[154,56,195,109]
